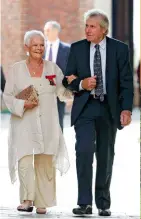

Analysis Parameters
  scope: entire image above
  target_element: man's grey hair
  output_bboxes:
[24,30,45,46]
[44,21,61,32]
[84,9,109,35]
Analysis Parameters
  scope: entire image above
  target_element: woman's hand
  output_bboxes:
[24,100,38,109]
[66,74,77,84]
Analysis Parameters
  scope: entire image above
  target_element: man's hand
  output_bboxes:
[82,76,97,91]
[120,110,132,126]
[66,75,77,84]
[24,100,38,109]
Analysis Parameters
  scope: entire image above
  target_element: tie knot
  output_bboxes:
[95,44,99,50]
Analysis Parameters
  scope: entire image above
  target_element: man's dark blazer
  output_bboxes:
[43,41,70,74]
[1,66,6,92]
[62,37,134,129]
[56,42,70,74]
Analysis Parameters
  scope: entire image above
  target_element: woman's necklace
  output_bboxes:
[26,59,43,75]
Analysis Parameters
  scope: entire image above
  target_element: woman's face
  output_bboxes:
[25,36,45,60]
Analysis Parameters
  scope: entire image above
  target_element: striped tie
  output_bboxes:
[94,44,104,101]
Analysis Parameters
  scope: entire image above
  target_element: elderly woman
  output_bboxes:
[3,30,70,214]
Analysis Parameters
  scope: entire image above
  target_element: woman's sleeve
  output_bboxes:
[55,65,73,102]
[3,65,25,117]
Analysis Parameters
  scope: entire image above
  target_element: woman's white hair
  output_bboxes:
[84,9,109,35]
[24,30,45,46]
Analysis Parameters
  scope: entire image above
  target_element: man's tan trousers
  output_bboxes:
[18,154,56,208]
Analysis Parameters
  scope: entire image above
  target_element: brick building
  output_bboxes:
[1,0,94,73]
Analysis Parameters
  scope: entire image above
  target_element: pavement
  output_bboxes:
[0,108,140,219]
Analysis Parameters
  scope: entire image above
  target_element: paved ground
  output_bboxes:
[0,108,140,218]
[0,207,140,219]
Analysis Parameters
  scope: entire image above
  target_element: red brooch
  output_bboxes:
[45,75,56,86]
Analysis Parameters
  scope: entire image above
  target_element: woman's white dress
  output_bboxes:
[3,60,70,184]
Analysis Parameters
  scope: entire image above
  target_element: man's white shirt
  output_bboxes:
[80,37,107,94]
[45,38,60,63]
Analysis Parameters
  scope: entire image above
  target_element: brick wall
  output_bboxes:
[78,0,94,38]
[1,0,23,73]
[1,0,94,73]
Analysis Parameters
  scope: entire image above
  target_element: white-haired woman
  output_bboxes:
[3,30,70,214]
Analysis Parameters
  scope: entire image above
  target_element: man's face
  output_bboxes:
[85,16,106,43]
[25,36,45,59]
[44,25,59,41]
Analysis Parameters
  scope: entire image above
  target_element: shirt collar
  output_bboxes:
[91,37,106,50]
[46,38,60,47]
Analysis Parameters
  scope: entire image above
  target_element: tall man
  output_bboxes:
[63,9,133,216]
[43,21,70,131]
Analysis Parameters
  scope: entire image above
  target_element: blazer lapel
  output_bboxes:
[84,40,91,78]
[56,42,63,65]
[105,36,113,91]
